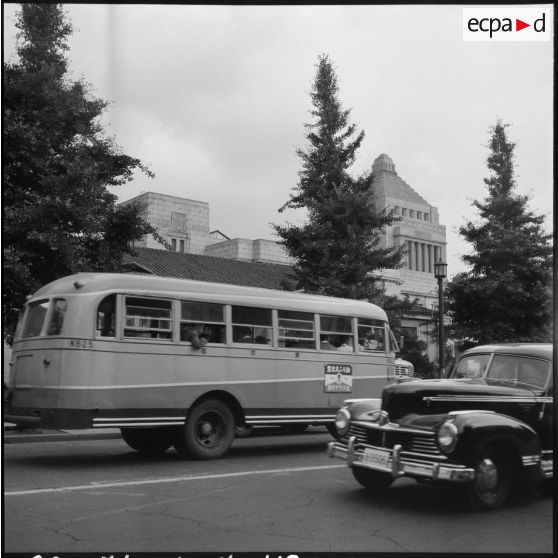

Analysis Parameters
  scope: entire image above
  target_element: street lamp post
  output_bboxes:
[434,258,448,378]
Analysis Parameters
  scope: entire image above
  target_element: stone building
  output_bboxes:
[121,191,290,265]
[122,153,446,362]
[369,154,447,361]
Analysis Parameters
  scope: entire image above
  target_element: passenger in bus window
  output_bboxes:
[234,327,253,343]
[320,338,336,350]
[201,325,213,343]
[97,295,116,337]
[338,337,354,352]
[183,323,207,349]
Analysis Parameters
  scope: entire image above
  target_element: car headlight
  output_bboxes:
[437,420,458,454]
[334,407,351,437]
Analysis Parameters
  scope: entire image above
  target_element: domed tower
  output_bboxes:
[372,153,397,174]
[369,153,445,273]
[369,153,447,362]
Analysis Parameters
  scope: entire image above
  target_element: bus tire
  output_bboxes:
[175,399,235,460]
[121,427,175,455]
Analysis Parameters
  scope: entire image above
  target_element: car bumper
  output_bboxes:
[327,436,475,482]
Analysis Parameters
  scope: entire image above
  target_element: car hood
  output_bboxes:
[381,378,542,423]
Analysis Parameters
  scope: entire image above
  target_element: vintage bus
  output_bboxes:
[6,272,400,459]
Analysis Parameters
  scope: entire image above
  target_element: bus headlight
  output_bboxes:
[334,407,351,438]
[437,420,458,454]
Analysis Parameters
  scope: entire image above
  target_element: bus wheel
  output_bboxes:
[175,399,235,460]
[121,427,175,455]
[352,465,394,492]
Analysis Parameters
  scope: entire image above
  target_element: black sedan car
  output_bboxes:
[327,343,553,510]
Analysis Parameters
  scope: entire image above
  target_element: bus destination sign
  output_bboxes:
[324,363,353,393]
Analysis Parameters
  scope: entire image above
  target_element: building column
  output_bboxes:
[427,244,433,273]
[419,243,425,272]
[408,241,414,270]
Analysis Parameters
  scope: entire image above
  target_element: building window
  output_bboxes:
[424,213,430,221]
[409,210,415,218]
[401,208,407,217]
[402,326,418,339]
[171,238,177,251]
[416,211,422,220]
[179,239,185,253]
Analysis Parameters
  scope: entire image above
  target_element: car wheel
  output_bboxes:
[352,465,394,492]
[121,427,175,455]
[466,446,513,510]
[174,399,235,460]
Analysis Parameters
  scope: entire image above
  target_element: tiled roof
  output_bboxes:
[122,247,294,290]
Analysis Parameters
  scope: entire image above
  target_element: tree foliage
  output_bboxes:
[446,120,553,348]
[3,4,164,343]
[378,294,436,378]
[274,55,404,299]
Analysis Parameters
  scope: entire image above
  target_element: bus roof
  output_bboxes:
[31,273,389,320]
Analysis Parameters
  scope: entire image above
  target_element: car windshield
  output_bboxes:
[452,354,490,379]
[453,353,550,389]
[486,354,550,389]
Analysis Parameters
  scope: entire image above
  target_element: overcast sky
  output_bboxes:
[3,4,554,278]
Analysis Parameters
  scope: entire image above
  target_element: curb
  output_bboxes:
[3,425,122,444]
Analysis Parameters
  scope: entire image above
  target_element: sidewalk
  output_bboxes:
[3,422,122,444]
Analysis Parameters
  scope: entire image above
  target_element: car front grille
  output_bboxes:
[348,423,443,457]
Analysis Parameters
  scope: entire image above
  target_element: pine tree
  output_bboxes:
[274,55,404,299]
[3,4,162,343]
[446,119,553,347]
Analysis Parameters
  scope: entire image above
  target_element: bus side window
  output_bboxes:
[358,318,386,352]
[232,306,272,345]
[320,315,353,351]
[180,301,225,344]
[124,297,172,340]
[97,294,116,337]
[46,298,67,336]
[277,310,315,349]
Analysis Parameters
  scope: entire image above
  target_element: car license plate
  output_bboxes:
[361,447,391,470]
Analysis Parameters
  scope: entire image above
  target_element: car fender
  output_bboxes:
[345,398,383,421]
[449,410,541,484]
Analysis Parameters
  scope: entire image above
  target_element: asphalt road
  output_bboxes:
[3,428,554,554]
